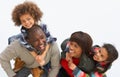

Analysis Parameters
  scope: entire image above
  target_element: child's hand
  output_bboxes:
[36,55,45,66]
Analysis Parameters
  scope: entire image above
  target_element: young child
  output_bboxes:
[91,44,118,73]
[75,43,118,77]
[8,1,56,77]
[60,38,118,77]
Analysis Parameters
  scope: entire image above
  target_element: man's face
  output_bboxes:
[28,29,46,52]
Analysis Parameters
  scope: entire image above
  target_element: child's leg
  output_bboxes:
[13,44,49,76]
[13,52,44,77]
[29,51,45,77]
[13,57,25,72]
[13,51,37,72]
[31,67,44,77]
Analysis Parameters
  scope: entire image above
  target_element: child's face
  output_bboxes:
[93,47,108,62]
[68,41,82,58]
[20,13,35,29]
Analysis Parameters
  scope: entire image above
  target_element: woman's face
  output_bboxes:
[20,13,35,29]
[93,47,108,62]
[69,41,82,58]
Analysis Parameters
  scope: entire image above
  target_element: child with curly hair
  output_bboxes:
[8,1,57,77]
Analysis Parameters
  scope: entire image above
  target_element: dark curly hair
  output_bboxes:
[69,31,93,55]
[12,1,43,26]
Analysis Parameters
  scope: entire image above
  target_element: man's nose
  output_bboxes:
[38,39,42,43]
[39,39,44,44]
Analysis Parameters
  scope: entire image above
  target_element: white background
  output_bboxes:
[0,0,120,77]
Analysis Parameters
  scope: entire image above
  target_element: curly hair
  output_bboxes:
[12,1,43,26]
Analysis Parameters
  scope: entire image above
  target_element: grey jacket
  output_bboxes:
[0,40,60,77]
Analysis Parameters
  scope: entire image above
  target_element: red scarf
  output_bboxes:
[60,58,79,77]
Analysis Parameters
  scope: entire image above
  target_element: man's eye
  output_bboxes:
[32,39,37,42]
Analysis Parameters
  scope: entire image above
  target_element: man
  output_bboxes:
[0,25,60,77]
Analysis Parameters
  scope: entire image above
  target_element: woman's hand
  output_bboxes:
[66,52,76,70]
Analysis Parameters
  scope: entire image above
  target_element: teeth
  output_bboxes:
[39,44,44,49]
[69,50,73,52]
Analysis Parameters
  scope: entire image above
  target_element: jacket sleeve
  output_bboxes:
[73,67,106,77]
[8,33,22,44]
[73,67,89,77]
[0,42,18,77]
[48,43,61,77]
